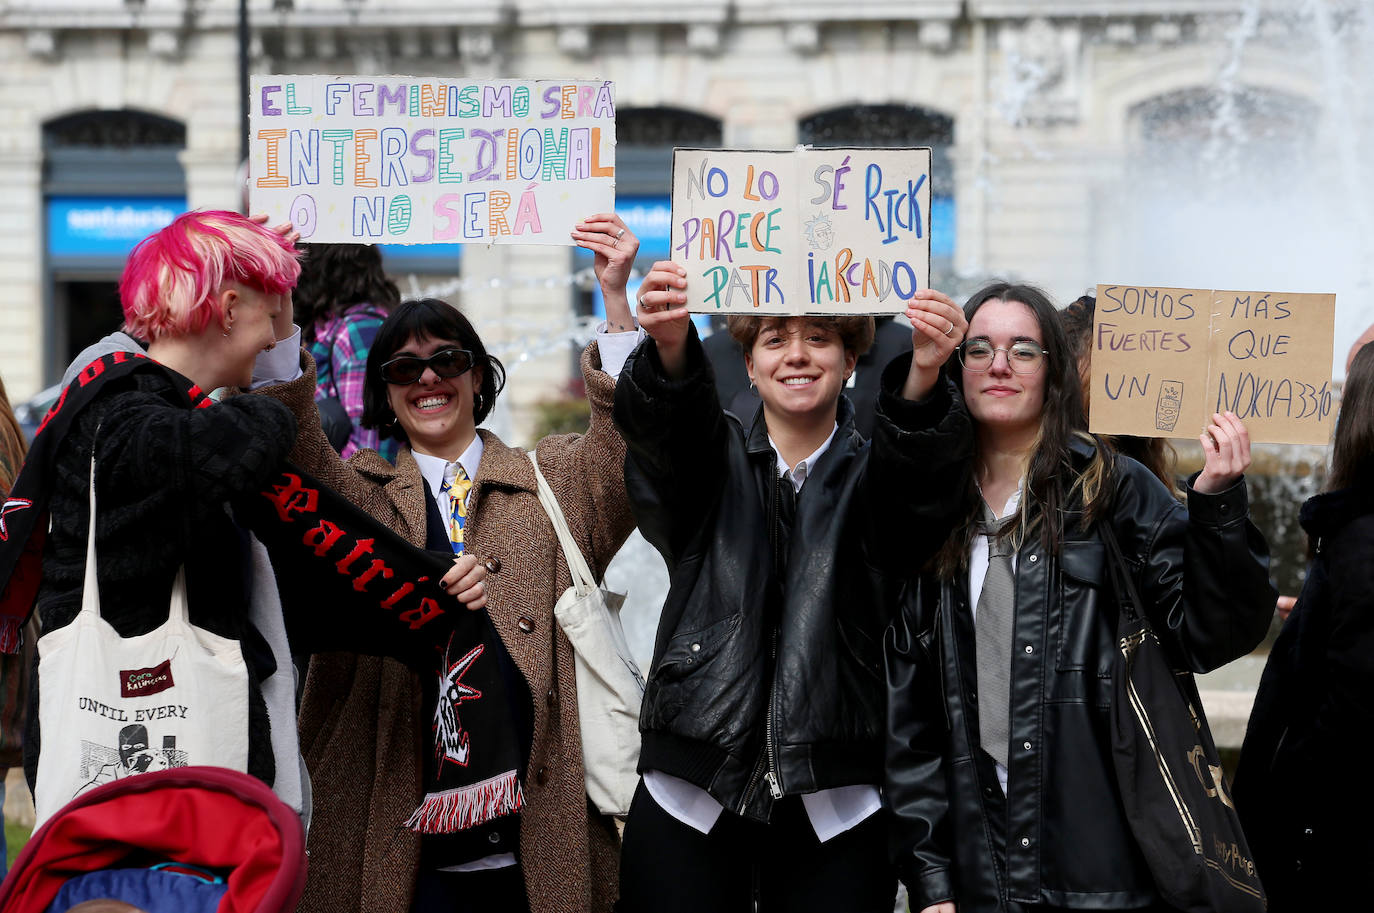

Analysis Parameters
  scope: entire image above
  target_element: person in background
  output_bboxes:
[614,260,972,913]
[0,375,35,879]
[885,281,1276,913]
[703,315,914,438]
[1059,294,1180,495]
[256,215,642,913]
[1348,322,1374,374]
[1233,340,1374,911]
[293,243,402,461]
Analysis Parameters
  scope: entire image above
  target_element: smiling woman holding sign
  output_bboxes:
[255,214,642,913]
[612,262,973,911]
[884,282,1277,913]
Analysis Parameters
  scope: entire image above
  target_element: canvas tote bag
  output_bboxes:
[34,456,250,825]
[527,452,644,816]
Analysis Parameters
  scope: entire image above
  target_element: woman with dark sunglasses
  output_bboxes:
[884,282,1276,913]
[258,214,642,913]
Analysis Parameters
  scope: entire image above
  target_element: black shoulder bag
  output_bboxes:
[316,327,356,454]
[1099,523,1267,913]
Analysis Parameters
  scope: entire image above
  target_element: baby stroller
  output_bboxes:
[0,767,305,913]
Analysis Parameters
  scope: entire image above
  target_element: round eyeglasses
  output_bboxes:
[379,348,475,385]
[959,340,1046,375]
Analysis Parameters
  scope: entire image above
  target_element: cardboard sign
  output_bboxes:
[670,147,931,315]
[1089,285,1336,445]
[249,76,616,246]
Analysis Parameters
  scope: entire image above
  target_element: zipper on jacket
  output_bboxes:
[738,469,788,813]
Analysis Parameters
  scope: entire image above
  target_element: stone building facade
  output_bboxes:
[1,0,1367,439]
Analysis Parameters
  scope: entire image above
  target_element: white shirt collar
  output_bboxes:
[768,423,839,492]
[412,434,485,499]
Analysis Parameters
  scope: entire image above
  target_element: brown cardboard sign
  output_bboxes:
[1089,285,1336,445]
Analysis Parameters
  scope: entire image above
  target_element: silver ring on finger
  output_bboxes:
[615,228,626,239]
[944,321,956,337]
[611,238,619,248]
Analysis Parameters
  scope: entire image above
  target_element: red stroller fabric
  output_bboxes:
[0,766,306,913]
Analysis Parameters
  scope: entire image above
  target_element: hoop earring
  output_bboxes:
[222,324,233,337]
[748,377,756,391]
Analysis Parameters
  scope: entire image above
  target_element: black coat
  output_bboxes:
[613,330,972,820]
[885,442,1276,912]
[23,369,298,792]
[1233,475,1374,911]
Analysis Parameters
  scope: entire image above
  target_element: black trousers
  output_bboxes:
[412,864,530,913]
[617,780,896,913]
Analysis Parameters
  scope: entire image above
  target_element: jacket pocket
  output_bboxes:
[1055,540,1109,674]
[652,614,743,684]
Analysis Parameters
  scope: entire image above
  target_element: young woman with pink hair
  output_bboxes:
[6,210,308,815]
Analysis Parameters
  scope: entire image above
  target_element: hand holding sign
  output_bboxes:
[637,261,692,379]
[904,289,966,401]
[1194,411,1252,494]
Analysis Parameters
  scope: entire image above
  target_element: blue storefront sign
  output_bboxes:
[47,196,186,258]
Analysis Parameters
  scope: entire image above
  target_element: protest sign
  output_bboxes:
[249,76,616,245]
[670,147,931,315]
[1089,284,1336,445]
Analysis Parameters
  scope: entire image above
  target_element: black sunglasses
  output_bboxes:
[379,348,475,385]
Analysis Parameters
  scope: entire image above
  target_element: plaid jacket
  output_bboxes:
[307,304,399,463]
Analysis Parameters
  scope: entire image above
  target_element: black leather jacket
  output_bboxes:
[885,441,1276,911]
[614,332,972,820]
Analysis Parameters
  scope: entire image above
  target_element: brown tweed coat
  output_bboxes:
[262,343,632,913]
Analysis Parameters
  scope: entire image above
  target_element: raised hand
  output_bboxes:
[572,213,640,333]
[1194,411,1251,494]
[902,288,966,401]
[635,261,692,378]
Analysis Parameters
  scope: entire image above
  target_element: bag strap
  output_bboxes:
[1098,521,1147,629]
[526,451,596,591]
[83,449,190,627]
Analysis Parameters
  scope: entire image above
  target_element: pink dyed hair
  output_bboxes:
[119,210,301,341]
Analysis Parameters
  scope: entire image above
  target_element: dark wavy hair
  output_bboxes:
[1060,294,1180,497]
[360,298,507,442]
[1330,340,1374,492]
[294,243,401,341]
[932,282,1112,578]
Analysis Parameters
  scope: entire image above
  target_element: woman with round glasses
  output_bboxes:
[259,215,642,913]
[885,281,1277,913]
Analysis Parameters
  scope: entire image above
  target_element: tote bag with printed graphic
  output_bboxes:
[33,459,249,825]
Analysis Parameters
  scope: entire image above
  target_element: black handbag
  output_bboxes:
[315,331,354,454]
[1099,523,1267,913]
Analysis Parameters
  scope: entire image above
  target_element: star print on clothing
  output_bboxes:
[0,498,33,542]
[433,634,485,773]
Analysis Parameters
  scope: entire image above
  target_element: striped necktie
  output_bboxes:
[440,462,472,555]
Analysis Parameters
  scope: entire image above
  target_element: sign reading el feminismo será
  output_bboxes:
[249,76,616,246]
